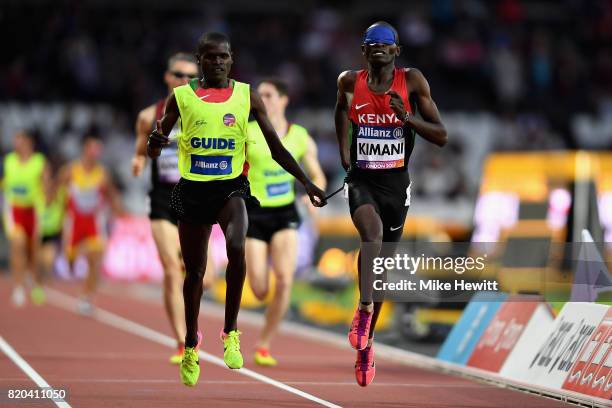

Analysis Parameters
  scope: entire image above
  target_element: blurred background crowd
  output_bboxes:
[1,0,612,351]
[1,0,612,222]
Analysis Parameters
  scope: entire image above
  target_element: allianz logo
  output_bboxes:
[358,126,404,139]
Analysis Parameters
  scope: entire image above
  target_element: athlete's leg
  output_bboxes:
[83,245,103,298]
[369,185,410,339]
[27,235,43,287]
[202,245,216,290]
[347,203,383,352]
[217,197,248,334]
[352,204,383,306]
[178,222,212,347]
[40,241,57,279]
[9,231,27,286]
[151,220,186,347]
[367,241,399,341]
[245,238,269,300]
[8,229,28,306]
[350,204,384,386]
[259,228,297,349]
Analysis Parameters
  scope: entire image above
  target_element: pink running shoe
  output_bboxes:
[355,344,375,387]
[348,307,372,350]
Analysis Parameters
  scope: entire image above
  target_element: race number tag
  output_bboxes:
[356,125,405,170]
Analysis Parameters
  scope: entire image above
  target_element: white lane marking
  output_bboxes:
[45,288,341,408]
[0,336,72,408]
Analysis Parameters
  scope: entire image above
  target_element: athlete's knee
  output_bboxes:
[225,236,246,260]
[251,283,269,301]
[163,267,183,290]
[360,226,383,244]
[274,273,293,294]
[184,263,205,282]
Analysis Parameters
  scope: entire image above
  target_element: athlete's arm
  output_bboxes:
[132,105,155,176]
[250,90,326,207]
[303,135,327,191]
[300,135,327,213]
[391,69,447,147]
[334,71,357,171]
[147,93,179,158]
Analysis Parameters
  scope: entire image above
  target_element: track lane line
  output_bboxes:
[45,288,341,408]
[0,336,72,408]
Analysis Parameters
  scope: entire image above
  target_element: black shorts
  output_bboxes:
[247,202,301,243]
[41,233,61,245]
[149,184,177,225]
[171,175,259,225]
[347,170,411,243]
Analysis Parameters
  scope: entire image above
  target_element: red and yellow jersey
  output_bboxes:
[67,161,107,216]
[348,68,415,172]
[64,161,108,257]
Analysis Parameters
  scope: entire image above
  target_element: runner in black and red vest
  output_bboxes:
[131,53,199,365]
[335,21,448,387]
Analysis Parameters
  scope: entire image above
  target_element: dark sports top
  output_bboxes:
[151,99,181,188]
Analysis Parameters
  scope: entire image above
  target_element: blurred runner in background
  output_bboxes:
[59,130,123,315]
[2,130,49,307]
[246,78,326,366]
[40,160,67,284]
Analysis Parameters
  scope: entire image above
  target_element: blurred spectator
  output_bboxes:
[2,0,612,208]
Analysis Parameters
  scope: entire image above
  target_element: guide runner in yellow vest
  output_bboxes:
[131,52,209,365]
[245,78,326,367]
[147,32,326,387]
[1,130,49,307]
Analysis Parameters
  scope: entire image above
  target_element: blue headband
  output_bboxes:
[363,25,397,45]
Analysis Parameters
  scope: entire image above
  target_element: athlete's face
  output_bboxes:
[197,41,233,84]
[257,83,288,118]
[164,60,198,91]
[83,138,103,162]
[361,42,400,67]
[13,132,33,156]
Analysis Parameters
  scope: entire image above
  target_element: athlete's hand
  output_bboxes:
[147,120,169,158]
[341,155,351,171]
[131,155,146,177]
[304,181,327,207]
[386,90,407,124]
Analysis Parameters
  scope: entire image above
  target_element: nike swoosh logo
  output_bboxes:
[390,225,403,231]
[199,94,210,100]
[355,103,370,110]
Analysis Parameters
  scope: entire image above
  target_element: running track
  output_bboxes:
[0,278,572,407]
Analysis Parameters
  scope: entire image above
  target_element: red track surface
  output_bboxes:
[0,278,572,407]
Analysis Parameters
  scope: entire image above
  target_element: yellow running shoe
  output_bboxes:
[169,345,184,365]
[254,347,277,367]
[180,331,202,386]
[30,286,46,306]
[221,330,243,369]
